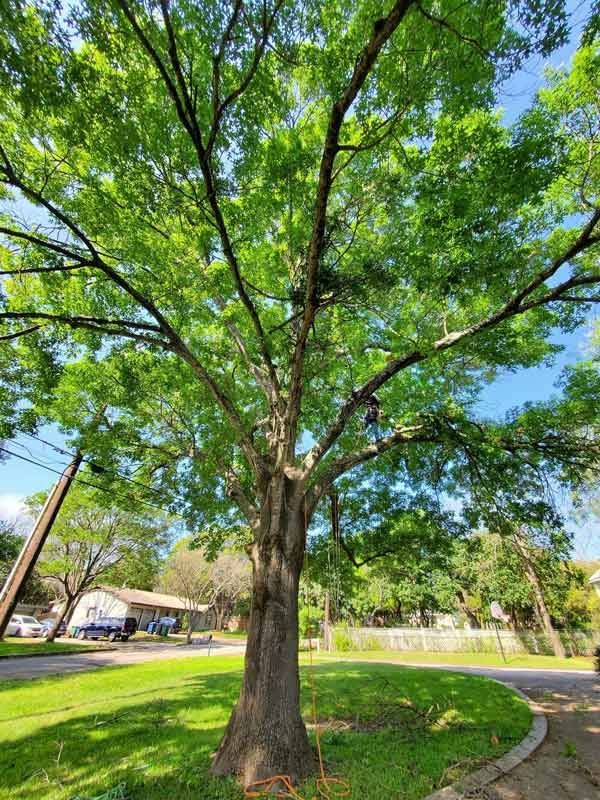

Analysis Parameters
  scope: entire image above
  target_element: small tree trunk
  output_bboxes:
[212,483,313,786]
[186,614,193,645]
[456,590,480,628]
[46,595,74,643]
[215,603,226,631]
[514,535,566,659]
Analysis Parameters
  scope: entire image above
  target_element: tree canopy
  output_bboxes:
[0,2,598,527]
[1,0,599,784]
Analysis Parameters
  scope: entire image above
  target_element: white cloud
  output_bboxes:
[0,493,26,523]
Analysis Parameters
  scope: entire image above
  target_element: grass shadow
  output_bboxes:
[0,659,531,800]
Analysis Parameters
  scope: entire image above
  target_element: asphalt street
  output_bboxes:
[0,639,246,680]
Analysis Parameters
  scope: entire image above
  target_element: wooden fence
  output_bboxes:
[337,626,599,656]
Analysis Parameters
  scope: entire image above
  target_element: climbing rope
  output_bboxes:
[243,499,350,800]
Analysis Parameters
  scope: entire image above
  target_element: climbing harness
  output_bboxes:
[363,394,380,428]
[243,500,351,800]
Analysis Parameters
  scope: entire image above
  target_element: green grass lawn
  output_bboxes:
[0,655,531,800]
[323,649,595,670]
[128,632,180,644]
[0,638,106,658]
[210,630,247,640]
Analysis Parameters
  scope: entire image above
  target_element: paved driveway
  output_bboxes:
[0,639,246,681]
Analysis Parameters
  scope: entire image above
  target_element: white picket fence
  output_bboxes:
[337,626,599,656]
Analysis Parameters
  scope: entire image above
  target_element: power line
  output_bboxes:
[17,429,184,504]
[0,445,185,518]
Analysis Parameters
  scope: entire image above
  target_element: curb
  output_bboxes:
[0,646,116,660]
[423,684,547,800]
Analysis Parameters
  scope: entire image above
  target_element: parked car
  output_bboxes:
[40,619,67,638]
[9,615,44,638]
[146,616,182,635]
[76,617,137,642]
[5,618,20,637]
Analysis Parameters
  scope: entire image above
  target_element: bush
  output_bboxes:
[594,645,600,674]
[333,629,354,652]
[298,605,322,638]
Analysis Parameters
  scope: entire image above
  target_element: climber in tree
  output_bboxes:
[364,395,383,440]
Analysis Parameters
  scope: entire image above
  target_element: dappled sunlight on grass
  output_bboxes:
[0,656,531,799]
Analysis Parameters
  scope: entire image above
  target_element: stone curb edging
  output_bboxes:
[423,683,547,800]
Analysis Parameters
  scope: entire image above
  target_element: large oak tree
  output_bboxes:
[1,0,600,785]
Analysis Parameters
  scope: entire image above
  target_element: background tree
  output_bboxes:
[209,552,251,631]
[30,486,170,641]
[161,545,251,639]
[1,0,600,783]
[0,520,19,586]
[0,518,52,617]
[160,545,217,643]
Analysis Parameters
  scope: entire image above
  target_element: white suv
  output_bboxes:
[9,615,44,637]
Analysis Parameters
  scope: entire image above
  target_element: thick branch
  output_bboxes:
[312,423,435,500]
[118,0,280,398]
[0,325,41,341]
[0,311,170,346]
[304,210,600,476]
[206,0,285,156]
[214,296,273,400]
[288,0,415,448]
[0,225,90,262]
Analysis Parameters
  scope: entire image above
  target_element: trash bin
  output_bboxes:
[146,621,158,634]
[159,623,170,637]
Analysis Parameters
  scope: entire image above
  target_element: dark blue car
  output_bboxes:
[76,616,137,642]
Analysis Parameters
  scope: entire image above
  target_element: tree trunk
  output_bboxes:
[514,535,567,659]
[46,594,74,643]
[456,590,480,628]
[215,602,227,631]
[212,483,314,786]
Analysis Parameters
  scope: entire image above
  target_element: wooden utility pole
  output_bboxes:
[0,452,83,639]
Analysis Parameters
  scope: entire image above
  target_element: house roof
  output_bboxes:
[97,586,208,612]
[589,569,600,585]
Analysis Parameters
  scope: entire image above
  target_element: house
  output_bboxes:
[15,601,50,619]
[590,569,600,598]
[67,586,216,632]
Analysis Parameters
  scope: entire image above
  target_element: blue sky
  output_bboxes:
[1,1,599,559]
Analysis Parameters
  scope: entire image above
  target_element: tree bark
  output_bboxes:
[514,535,567,659]
[455,590,480,628]
[45,594,74,643]
[212,482,314,786]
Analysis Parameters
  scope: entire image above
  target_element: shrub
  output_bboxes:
[333,628,354,652]
[298,605,323,638]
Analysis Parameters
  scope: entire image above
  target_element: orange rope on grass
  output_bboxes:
[243,498,351,800]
